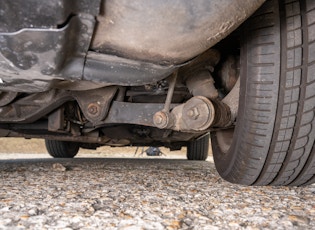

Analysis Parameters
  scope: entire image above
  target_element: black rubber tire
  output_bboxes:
[187,133,209,161]
[212,0,315,186]
[45,140,80,158]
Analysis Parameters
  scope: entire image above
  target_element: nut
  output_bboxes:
[87,103,100,116]
[154,114,164,124]
[153,111,171,129]
[181,96,215,131]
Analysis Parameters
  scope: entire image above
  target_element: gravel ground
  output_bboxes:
[0,154,314,229]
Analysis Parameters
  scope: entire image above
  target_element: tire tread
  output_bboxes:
[187,133,209,161]
[45,140,79,158]
[212,0,315,186]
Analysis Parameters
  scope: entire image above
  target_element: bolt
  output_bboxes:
[87,103,99,115]
[153,111,170,129]
[154,114,163,124]
[187,110,194,117]
[187,107,200,120]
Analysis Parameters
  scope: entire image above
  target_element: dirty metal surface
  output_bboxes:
[0,16,96,92]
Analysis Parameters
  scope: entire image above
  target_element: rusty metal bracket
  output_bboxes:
[73,86,118,123]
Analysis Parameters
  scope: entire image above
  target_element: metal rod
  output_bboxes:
[163,70,178,112]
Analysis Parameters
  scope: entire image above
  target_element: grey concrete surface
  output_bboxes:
[0,155,314,229]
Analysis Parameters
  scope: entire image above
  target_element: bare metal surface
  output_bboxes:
[0,154,314,229]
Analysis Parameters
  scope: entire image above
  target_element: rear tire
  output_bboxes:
[187,133,209,161]
[45,140,80,158]
[212,0,315,186]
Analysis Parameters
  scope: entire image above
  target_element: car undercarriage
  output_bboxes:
[1,0,315,186]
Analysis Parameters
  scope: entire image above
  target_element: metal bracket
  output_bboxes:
[73,86,118,123]
[101,96,215,132]
[102,102,166,127]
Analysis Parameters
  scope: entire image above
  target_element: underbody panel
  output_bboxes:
[0,0,264,92]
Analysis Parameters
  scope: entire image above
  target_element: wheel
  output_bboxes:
[187,133,209,161]
[212,0,315,186]
[45,140,80,158]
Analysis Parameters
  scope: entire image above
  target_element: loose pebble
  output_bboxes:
[52,163,67,171]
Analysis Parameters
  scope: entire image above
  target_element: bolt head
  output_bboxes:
[153,111,170,129]
[155,114,163,124]
[87,104,99,115]
[187,107,200,120]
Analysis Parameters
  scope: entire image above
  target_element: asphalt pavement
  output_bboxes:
[0,154,314,229]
